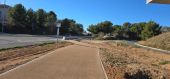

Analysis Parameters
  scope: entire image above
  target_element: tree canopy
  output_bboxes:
[87,21,162,40]
[60,18,84,35]
[6,4,84,35]
[88,21,113,34]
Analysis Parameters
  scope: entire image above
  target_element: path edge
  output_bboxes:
[0,45,74,77]
[97,48,109,79]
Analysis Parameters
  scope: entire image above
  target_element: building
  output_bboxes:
[147,0,170,4]
[0,4,11,25]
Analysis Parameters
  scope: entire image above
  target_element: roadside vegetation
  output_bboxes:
[87,21,170,51]
[0,41,73,74]
[0,4,84,35]
[139,32,170,51]
[82,40,170,79]
[88,21,164,40]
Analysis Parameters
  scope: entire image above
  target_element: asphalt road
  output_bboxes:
[0,44,106,79]
[0,33,62,49]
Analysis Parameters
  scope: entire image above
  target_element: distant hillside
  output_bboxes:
[139,32,170,51]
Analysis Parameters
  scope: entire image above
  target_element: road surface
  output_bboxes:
[0,33,60,49]
[0,33,92,49]
[0,44,106,79]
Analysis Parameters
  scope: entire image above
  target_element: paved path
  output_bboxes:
[0,44,106,79]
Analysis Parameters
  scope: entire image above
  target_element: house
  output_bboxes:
[0,4,11,25]
[147,0,170,4]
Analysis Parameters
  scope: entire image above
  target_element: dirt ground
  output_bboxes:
[82,40,170,79]
[0,42,73,74]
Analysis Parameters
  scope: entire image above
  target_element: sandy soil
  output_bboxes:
[0,42,73,74]
[82,40,170,79]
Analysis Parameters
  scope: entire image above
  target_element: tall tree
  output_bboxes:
[87,24,99,34]
[60,18,73,34]
[130,23,144,40]
[75,23,84,35]
[45,11,57,34]
[113,25,122,33]
[87,21,113,34]
[8,4,27,33]
[26,8,36,33]
[35,9,47,34]
[60,18,84,35]
[141,21,162,40]
[98,21,113,34]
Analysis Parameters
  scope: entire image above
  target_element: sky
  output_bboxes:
[2,0,170,30]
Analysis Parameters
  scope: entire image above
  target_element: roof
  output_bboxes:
[0,4,11,8]
[147,0,170,4]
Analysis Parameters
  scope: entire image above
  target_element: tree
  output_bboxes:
[123,22,131,30]
[98,21,113,34]
[141,21,162,40]
[130,23,145,40]
[60,18,84,35]
[6,4,61,35]
[26,8,36,33]
[35,9,47,34]
[69,23,84,35]
[113,25,121,33]
[87,24,99,34]
[121,22,132,39]
[87,21,113,34]
[75,23,84,34]
[60,18,73,35]
[8,4,27,33]
[88,21,163,40]
[45,11,57,34]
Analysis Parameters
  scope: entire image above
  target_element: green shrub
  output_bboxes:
[159,61,170,65]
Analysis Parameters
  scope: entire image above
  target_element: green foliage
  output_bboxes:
[88,24,99,34]
[8,4,27,33]
[25,8,36,33]
[113,25,121,33]
[45,11,57,34]
[45,11,57,27]
[141,21,162,40]
[6,4,83,35]
[129,23,145,40]
[35,9,46,34]
[88,21,162,40]
[87,21,113,34]
[159,61,170,65]
[60,18,84,35]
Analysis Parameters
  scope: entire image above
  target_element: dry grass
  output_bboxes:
[0,42,73,74]
[139,32,170,51]
[83,40,170,79]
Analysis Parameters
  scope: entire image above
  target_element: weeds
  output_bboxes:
[0,42,56,52]
[159,61,170,65]
[100,48,128,67]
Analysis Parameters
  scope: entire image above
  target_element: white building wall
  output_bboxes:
[0,4,11,24]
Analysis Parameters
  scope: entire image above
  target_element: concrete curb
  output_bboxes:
[135,43,170,54]
[97,48,109,79]
[0,45,73,76]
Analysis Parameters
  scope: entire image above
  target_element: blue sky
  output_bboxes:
[3,0,170,30]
